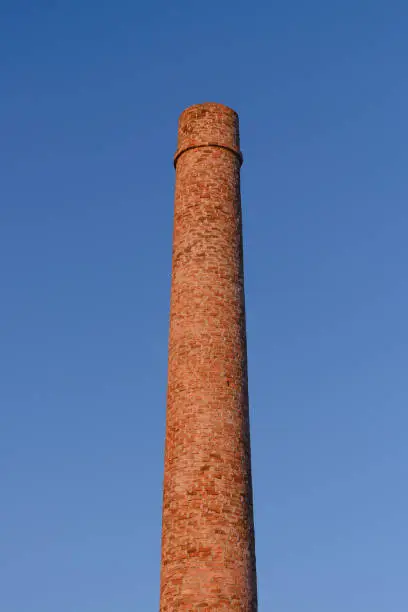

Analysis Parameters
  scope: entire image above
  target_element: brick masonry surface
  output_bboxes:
[160,103,258,611]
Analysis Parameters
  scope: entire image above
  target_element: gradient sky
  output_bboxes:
[1,1,407,610]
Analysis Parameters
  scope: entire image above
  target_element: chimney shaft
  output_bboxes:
[160,103,257,610]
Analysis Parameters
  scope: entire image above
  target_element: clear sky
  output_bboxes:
[1,1,407,610]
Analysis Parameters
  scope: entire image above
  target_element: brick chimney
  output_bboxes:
[160,103,258,610]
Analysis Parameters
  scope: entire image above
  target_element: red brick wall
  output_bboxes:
[160,103,257,611]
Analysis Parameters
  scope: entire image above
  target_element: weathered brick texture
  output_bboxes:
[160,103,257,611]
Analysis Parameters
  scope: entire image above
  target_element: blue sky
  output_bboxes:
[1,1,407,610]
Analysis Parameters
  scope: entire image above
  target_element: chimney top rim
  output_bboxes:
[179,102,238,117]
